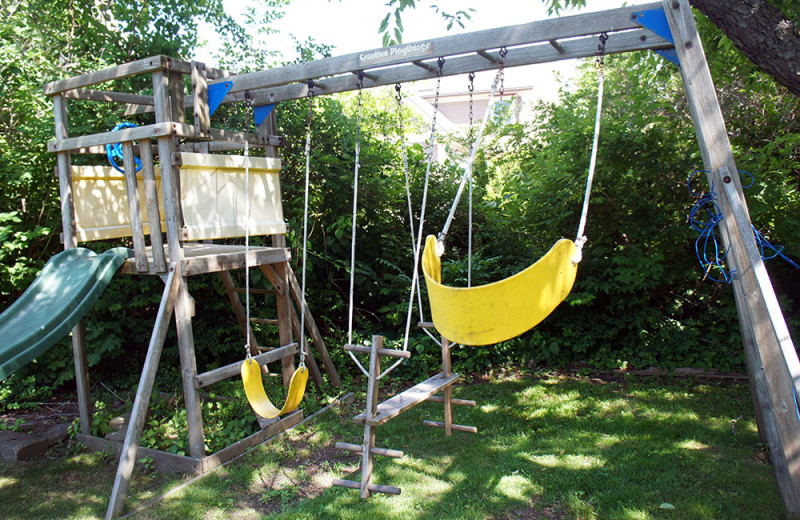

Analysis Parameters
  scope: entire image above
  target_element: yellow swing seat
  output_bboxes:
[422,235,579,346]
[241,359,309,419]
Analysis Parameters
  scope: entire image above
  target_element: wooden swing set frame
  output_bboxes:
[43,0,799,516]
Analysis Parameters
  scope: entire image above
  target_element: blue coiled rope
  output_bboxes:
[687,169,799,283]
[106,122,142,173]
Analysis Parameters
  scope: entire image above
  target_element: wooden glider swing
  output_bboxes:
[334,31,606,497]
[42,0,800,515]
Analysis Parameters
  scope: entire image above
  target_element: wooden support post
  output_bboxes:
[361,335,382,498]
[272,261,296,387]
[441,337,453,436]
[53,93,94,434]
[153,69,205,460]
[191,61,211,138]
[664,0,800,512]
[106,266,180,520]
[139,139,166,272]
[122,140,148,272]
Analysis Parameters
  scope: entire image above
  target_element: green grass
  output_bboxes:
[0,371,784,519]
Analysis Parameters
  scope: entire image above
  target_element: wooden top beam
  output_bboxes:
[210,2,662,94]
[249,29,669,106]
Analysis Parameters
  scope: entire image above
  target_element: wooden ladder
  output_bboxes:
[333,334,476,497]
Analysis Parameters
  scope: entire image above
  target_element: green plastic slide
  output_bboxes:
[0,247,130,381]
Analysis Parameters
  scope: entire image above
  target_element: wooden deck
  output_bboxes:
[119,243,290,276]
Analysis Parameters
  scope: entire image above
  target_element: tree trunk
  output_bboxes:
[691,0,800,97]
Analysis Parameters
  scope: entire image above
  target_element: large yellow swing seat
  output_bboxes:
[422,235,579,346]
[241,360,309,419]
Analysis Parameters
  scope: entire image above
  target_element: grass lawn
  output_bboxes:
[0,370,784,519]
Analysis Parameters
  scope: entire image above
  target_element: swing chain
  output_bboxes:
[595,32,609,69]
[468,72,475,144]
[306,79,315,131]
[244,89,253,108]
[437,56,445,76]
[498,47,508,98]
[395,82,402,103]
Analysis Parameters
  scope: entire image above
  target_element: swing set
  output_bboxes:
[39,0,800,516]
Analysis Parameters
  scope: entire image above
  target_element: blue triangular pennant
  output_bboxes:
[208,81,233,117]
[254,104,276,127]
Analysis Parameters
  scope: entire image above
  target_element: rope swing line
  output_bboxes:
[239,92,308,419]
[574,32,608,263]
[346,72,370,377]
[420,36,607,346]
[297,79,314,371]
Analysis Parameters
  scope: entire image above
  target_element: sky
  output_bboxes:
[197,0,629,101]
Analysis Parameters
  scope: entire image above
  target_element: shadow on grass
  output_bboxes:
[0,374,785,520]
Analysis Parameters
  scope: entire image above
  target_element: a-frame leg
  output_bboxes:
[360,336,382,498]
[106,267,180,519]
[664,0,800,512]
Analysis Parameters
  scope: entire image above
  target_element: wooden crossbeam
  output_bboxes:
[344,344,411,359]
[193,343,298,389]
[423,421,477,433]
[335,442,404,458]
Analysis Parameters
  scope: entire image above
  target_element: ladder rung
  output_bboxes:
[335,442,404,458]
[344,344,411,359]
[422,420,477,433]
[250,318,279,325]
[332,479,401,495]
[426,395,476,407]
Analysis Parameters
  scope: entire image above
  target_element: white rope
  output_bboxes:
[346,84,369,377]
[244,138,252,359]
[439,69,502,242]
[384,74,443,381]
[574,63,605,264]
[297,97,315,369]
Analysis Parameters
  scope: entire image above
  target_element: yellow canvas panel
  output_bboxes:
[422,235,578,346]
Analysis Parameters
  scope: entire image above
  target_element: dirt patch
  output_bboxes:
[0,402,78,436]
[490,500,566,519]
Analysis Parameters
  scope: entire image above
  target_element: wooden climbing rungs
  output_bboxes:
[335,442,404,458]
[353,372,460,426]
[344,344,411,359]
[426,395,476,407]
[331,479,401,495]
[423,420,478,433]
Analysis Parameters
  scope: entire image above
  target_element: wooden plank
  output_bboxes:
[248,29,668,106]
[44,56,170,96]
[442,338,453,436]
[47,123,174,153]
[361,335,382,499]
[192,61,211,138]
[122,141,149,272]
[64,89,155,105]
[331,479,401,495]
[194,343,298,389]
[219,271,261,355]
[70,321,92,435]
[139,140,167,272]
[265,262,295,387]
[335,442,404,458]
[78,434,200,474]
[211,3,659,94]
[353,372,460,426]
[422,421,477,434]
[199,410,303,472]
[181,246,290,276]
[53,94,77,248]
[251,317,280,325]
[153,68,206,462]
[344,344,411,359]
[663,0,800,513]
[106,266,180,519]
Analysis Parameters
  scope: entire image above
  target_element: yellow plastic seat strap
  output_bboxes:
[241,359,309,419]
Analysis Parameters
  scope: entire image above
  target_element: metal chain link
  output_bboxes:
[498,47,508,99]
[467,72,475,144]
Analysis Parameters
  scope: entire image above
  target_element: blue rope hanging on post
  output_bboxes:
[687,169,799,284]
